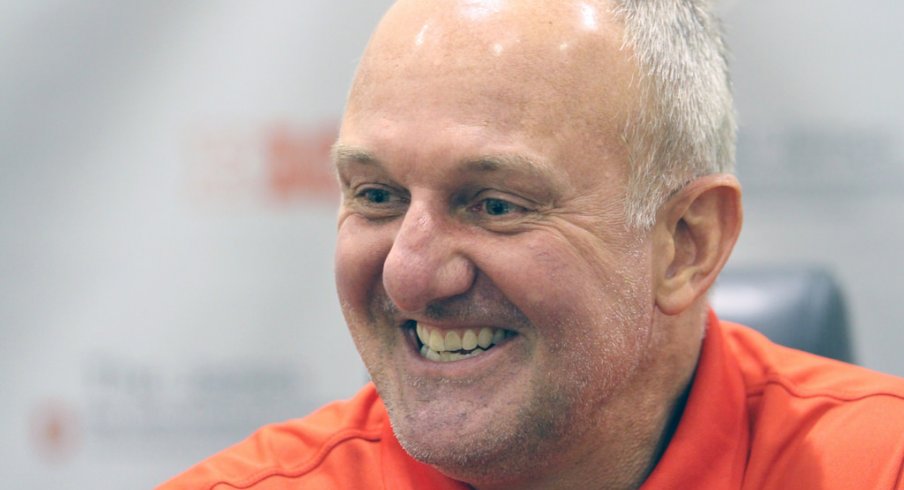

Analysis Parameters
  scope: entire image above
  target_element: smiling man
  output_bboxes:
[161,1,904,489]
[330,0,710,487]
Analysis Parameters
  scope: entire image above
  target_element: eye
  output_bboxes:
[482,198,515,216]
[348,185,408,219]
[353,185,405,206]
[361,188,393,204]
[471,197,526,218]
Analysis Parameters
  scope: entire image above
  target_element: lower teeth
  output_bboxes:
[420,345,488,362]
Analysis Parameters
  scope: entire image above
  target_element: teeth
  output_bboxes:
[413,323,512,363]
[461,330,478,350]
[477,328,493,348]
[445,331,462,351]
[428,330,445,352]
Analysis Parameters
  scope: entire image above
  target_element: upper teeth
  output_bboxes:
[415,323,508,362]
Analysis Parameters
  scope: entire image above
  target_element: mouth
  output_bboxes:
[405,320,517,363]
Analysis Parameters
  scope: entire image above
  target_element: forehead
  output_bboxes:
[340,0,638,184]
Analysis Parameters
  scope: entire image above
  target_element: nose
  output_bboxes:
[382,202,476,313]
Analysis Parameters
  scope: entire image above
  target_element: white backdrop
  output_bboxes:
[1,1,902,488]
[0,2,392,487]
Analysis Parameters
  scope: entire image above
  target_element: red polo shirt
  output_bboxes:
[159,312,904,489]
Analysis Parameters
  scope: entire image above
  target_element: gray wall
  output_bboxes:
[721,0,904,375]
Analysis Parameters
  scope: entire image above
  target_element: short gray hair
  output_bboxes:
[611,0,736,229]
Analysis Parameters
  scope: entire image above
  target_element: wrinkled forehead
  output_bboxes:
[346,0,638,136]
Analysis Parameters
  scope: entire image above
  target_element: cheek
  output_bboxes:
[479,231,653,341]
[334,219,394,319]
[479,233,610,323]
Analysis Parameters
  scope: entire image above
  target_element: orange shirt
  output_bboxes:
[159,312,904,489]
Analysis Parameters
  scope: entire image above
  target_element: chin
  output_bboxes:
[393,417,531,482]
[380,374,574,485]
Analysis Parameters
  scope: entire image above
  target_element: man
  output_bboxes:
[161,1,904,488]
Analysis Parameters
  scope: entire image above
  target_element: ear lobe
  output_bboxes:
[653,174,743,315]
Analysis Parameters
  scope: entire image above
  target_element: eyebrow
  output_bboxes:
[331,144,381,170]
[332,143,562,184]
[459,154,562,186]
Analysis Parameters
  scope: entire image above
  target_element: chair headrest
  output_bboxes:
[710,266,854,363]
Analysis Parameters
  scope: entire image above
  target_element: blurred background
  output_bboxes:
[1,1,902,487]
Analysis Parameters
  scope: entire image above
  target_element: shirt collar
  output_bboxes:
[641,309,750,489]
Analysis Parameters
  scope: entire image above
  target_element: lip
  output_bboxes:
[400,321,521,378]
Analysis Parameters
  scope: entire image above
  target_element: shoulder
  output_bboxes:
[721,322,904,489]
[722,321,904,401]
[157,384,386,490]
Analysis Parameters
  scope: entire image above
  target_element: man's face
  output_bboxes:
[334,0,655,481]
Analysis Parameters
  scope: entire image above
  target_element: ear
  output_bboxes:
[653,174,743,315]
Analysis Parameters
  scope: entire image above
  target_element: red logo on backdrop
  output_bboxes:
[30,399,80,463]
[265,124,338,200]
[185,121,339,204]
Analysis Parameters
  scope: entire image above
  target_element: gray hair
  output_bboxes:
[611,0,736,229]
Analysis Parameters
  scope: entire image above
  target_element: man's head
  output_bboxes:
[333,0,741,487]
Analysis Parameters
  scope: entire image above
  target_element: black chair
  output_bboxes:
[710,266,855,363]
